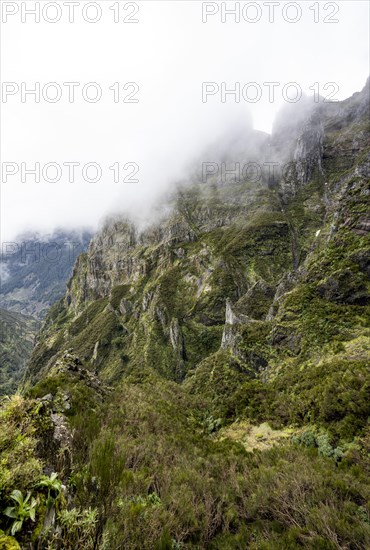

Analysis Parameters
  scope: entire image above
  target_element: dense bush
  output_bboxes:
[62,372,370,549]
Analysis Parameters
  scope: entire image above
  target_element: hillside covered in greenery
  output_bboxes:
[0,82,369,549]
[0,231,92,400]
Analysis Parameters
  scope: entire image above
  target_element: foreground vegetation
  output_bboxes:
[1,359,369,549]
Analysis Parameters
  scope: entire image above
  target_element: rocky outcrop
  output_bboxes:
[169,317,186,380]
[278,112,324,201]
[221,299,247,351]
[266,272,299,321]
[221,299,269,374]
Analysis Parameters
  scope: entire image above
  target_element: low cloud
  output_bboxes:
[1,1,369,241]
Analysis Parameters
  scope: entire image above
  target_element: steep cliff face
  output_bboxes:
[27,81,369,392]
[28,183,291,383]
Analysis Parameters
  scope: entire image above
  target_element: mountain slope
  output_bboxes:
[1,81,369,548]
[0,308,40,395]
[0,229,92,319]
[0,230,92,396]
[28,81,370,395]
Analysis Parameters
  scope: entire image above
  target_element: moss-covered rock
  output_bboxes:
[0,531,21,550]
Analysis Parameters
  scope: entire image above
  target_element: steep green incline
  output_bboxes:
[27,82,370,401]
[0,230,91,397]
[0,82,369,548]
[0,308,40,395]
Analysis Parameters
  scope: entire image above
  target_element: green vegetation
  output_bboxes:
[0,83,369,547]
[2,371,369,548]
[0,309,40,395]
[3,490,37,535]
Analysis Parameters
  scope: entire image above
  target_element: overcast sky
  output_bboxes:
[1,0,369,242]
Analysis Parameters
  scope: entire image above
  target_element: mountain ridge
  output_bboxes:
[27,79,369,387]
